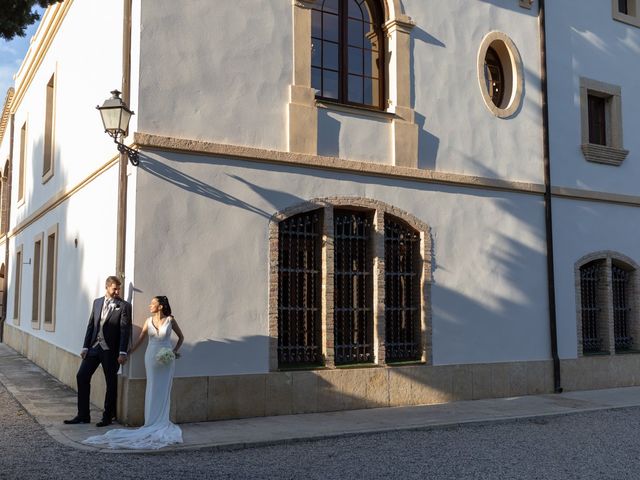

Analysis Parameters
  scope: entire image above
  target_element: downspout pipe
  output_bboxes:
[538,0,562,393]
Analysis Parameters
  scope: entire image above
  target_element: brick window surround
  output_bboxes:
[575,251,640,356]
[269,197,432,370]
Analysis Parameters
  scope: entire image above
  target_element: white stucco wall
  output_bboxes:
[406,0,544,183]
[546,0,640,194]
[129,150,550,378]
[136,0,293,151]
[5,0,132,354]
[553,198,640,359]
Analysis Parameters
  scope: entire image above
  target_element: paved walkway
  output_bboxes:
[2,342,640,454]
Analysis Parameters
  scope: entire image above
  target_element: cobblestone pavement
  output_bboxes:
[2,381,640,480]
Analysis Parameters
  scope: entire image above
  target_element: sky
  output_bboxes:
[0,9,44,99]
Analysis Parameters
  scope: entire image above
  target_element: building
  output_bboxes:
[0,0,638,425]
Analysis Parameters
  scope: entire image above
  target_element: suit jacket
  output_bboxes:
[82,296,132,353]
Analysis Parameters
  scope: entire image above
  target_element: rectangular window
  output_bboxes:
[13,246,23,323]
[43,73,55,180]
[18,122,26,203]
[384,216,421,362]
[277,211,323,367]
[613,0,640,27]
[334,210,373,365]
[44,225,58,329]
[31,237,42,327]
[587,94,607,146]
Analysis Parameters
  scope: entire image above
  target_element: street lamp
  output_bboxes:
[96,89,139,166]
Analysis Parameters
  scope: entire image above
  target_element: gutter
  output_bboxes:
[538,0,562,393]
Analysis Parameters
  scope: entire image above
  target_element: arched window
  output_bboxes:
[311,0,385,108]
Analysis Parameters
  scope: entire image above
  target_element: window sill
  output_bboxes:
[581,143,629,166]
[613,11,640,28]
[316,99,397,122]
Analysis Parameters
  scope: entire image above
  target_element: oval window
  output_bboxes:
[477,32,523,118]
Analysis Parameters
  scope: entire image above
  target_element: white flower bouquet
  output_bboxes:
[156,347,176,365]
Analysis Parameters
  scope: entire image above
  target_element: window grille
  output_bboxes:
[334,210,373,364]
[580,262,604,353]
[384,217,420,362]
[278,211,322,366]
[613,265,633,351]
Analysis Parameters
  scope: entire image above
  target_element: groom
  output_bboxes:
[64,276,132,427]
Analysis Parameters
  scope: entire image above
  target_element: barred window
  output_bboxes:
[274,201,429,370]
[580,261,605,354]
[277,210,323,367]
[613,263,633,352]
[334,210,373,365]
[384,216,421,362]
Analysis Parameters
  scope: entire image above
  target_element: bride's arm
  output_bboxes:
[171,318,185,357]
[128,319,149,355]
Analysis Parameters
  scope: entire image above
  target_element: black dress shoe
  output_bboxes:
[96,418,112,427]
[63,416,90,424]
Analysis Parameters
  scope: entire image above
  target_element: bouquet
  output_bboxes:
[156,347,176,365]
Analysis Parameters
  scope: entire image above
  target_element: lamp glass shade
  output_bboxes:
[97,90,134,136]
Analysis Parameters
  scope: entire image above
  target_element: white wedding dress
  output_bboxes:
[83,316,183,450]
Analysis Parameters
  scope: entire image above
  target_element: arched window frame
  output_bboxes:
[575,251,640,356]
[288,0,418,168]
[269,197,432,370]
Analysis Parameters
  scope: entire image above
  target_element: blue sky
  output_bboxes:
[0,10,44,98]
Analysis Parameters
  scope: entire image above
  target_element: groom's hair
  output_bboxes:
[105,276,122,288]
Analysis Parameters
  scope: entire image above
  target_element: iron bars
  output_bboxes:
[384,217,421,362]
[613,264,633,352]
[580,262,604,354]
[278,210,323,367]
[334,210,374,365]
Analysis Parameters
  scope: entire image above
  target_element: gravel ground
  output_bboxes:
[2,382,640,480]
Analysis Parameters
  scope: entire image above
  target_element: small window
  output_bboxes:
[18,122,26,204]
[311,0,385,109]
[477,32,524,118]
[613,0,640,27]
[13,246,23,323]
[334,209,374,365]
[44,225,58,329]
[579,77,628,165]
[43,73,55,181]
[31,236,43,327]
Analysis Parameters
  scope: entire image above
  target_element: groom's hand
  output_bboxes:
[117,354,128,365]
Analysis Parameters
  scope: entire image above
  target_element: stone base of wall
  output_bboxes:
[8,323,640,426]
[3,322,107,415]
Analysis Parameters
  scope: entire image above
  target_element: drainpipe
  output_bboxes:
[538,0,562,393]
[115,0,132,281]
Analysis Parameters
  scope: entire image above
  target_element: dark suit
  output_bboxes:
[76,296,131,420]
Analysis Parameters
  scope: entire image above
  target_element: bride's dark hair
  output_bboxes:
[154,295,172,316]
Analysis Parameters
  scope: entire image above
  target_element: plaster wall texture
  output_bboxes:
[5,166,120,356]
[136,0,292,151]
[546,0,640,194]
[552,198,640,359]
[129,150,549,378]
[403,0,543,183]
[317,109,392,164]
[10,0,124,228]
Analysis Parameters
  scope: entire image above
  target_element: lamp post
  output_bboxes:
[97,89,136,282]
[96,89,138,165]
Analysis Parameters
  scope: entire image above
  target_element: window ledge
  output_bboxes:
[316,99,397,122]
[581,143,629,166]
[613,11,640,28]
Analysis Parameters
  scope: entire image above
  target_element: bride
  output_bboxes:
[83,295,185,450]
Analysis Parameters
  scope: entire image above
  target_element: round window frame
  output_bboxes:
[477,31,524,118]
